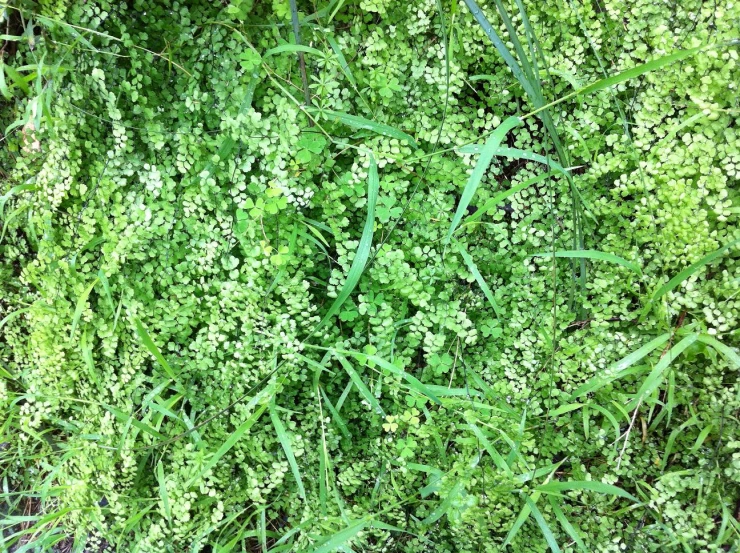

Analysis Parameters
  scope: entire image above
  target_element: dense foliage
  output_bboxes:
[1,0,739,550]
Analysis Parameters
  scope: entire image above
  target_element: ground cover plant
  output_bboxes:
[1,0,739,550]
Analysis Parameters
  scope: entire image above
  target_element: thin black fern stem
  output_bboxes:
[289,0,313,122]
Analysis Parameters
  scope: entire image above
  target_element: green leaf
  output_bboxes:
[69,278,99,341]
[548,496,587,553]
[423,480,464,524]
[134,318,178,381]
[569,334,671,400]
[269,402,306,500]
[3,62,31,95]
[361,352,442,405]
[531,250,642,275]
[445,116,522,244]
[696,334,740,369]
[503,495,534,547]
[335,352,385,416]
[629,333,698,408]
[642,239,739,317]
[0,307,32,333]
[574,46,707,99]
[307,108,418,148]
[102,404,166,441]
[264,44,325,58]
[326,35,356,86]
[457,243,502,317]
[315,154,379,331]
[536,480,637,502]
[311,520,368,553]
[457,145,568,175]
[186,387,272,487]
[0,62,10,100]
[549,403,585,417]
[467,423,512,476]
[156,462,171,520]
[298,133,327,154]
[524,496,562,553]
[320,387,351,439]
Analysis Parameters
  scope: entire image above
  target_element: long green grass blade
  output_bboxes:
[467,423,512,476]
[307,109,417,148]
[524,496,561,553]
[629,333,698,408]
[326,35,356,86]
[311,520,368,553]
[696,334,740,368]
[69,278,99,341]
[361,352,442,405]
[536,480,637,502]
[461,171,556,226]
[423,480,464,524]
[186,387,272,486]
[445,116,522,244]
[263,44,324,58]
[0,307,32,333]
[316,154,379,331]
[270,402,306,499]
[320,387,351,439]
[156,461,171,520]
[569,333,671,400]
[457,244,502,317]
[335,353,384,416]
[457,145,568,175]
[134,318,178,381]
[531,250,642,275]
[503,496,534,547]
[103,404,165,441]
[642,239,739,317]
[548,496,587,553]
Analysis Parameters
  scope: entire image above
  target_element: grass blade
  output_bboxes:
[156,461,171,520]
[186,386,272,487]
[103,404,165,441]
[0,307,32,333]
[320,387,351,439]
[569,333,671,400]
[642,238,739,317]
[326,35,356,87]
[335,352,385,416]
[361,352,441,405]
[548,496,587,553]
[457,243,502,317]
[531,250,642,275]
[445,116,522,244]
[315,154,379,331]
[467,423,513,476]
[696,334,740,368]
[458,145,568,175]
[629,333,698,408]
[69,278,99,341]
[423,480,464,524]
[134,318,178,381]
[503,496,534,547]
[263,44,324,58]
[460,170,555,225]
[307,109,417,148]
[524,495,561,553]
[269,402,306,500]
[536,480,637,502]
[311,520,368,553]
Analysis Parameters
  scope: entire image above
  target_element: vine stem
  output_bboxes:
[289,0,313,125]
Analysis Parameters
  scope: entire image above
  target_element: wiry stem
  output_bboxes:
[289,0,313,125]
